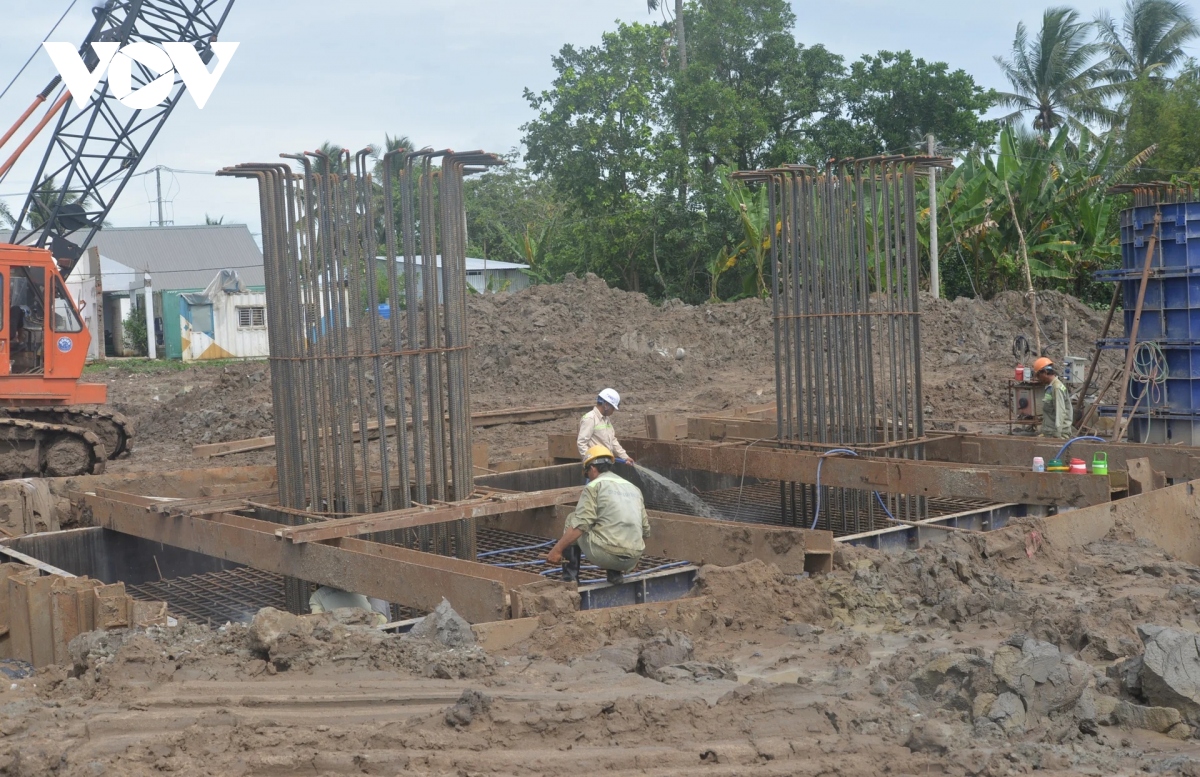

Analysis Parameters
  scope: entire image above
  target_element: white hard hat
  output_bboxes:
[598,388,621,409]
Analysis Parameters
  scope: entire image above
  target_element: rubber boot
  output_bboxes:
[561,545,582,583]
[606,569,624,585]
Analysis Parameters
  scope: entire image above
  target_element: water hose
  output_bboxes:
[1054,436,1106,462]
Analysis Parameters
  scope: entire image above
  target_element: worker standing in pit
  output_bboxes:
[546,445,650,585]
[1034,357,1073,439]
[577,388,633,465]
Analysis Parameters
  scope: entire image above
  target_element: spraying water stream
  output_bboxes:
[632,463,724,520]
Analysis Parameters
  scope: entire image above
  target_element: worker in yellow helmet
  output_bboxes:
[577,388,633,465]
[546,444,650,585]
[1034,357,1072,439]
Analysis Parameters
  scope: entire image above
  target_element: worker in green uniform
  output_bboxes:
[546,444,650,585]
[1034,357,1073,439]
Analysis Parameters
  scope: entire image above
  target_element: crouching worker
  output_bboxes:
[545,445,650,585]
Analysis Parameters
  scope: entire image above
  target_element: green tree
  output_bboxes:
[835,51,997,155]
[463,152,562,266]
[678,0,842,171]
[204,214,224,225]
[523,21,673,291]
[995,7,1114,130]
[1123,62,1200,176]
[722,174,770,297]
[0,200,13,230]
[1096,0,1199,86]
[23,176,93,231]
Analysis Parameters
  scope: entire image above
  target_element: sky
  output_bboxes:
[0,0,1188,242]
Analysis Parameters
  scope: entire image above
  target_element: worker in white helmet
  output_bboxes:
[547,444,650,585]
[576,387,633,465]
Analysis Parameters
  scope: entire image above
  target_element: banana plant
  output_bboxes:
[925,124,1157,297]
[722,174,771,298]
[500,220,556,285]
[706,245,739,302]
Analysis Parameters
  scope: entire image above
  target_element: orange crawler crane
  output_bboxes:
[0,244,128,477]
[0,0,237,476]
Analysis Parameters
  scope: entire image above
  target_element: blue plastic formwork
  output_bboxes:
[1121,201,1200,270]
[1097,201,1200,433]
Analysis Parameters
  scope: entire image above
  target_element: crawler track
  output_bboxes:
[1,406,132,459]
[0,418,106,478]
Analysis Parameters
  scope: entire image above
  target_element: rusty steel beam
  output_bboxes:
[926,433,1200,483]
[83,494,544,623]
[275,486,584,544]
[626,439,1112,508]
[536,504,832,575]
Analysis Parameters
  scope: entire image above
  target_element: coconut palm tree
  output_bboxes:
[0,200,14,230]
[995,7,1115,131]
[1095,0,1199,86]
[310,141,349,175]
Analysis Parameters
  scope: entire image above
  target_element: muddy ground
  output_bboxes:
[4,517,1200,775]
[99,274,1122,471]
[2,277,1177,776]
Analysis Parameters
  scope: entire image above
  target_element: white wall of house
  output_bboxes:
[182,290,269,361]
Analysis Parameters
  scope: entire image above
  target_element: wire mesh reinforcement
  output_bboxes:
[734,156,949,530]
[637,480,996,535]
[128,567,426,626]
[127,525,688,623]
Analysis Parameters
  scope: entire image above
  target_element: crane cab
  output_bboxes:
[0,244,106,406]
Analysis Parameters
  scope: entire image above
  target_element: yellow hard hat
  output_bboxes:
[583,444,614,469]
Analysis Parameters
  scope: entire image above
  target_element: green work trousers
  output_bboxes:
[577,532,640,573]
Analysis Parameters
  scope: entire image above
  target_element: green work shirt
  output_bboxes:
[565,471,651,558]
[1041,377,1073,440]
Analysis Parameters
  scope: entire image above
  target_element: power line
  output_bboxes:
[0,0,80,105]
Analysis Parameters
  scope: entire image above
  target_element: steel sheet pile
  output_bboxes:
[219,148,501,607]
[734,156,950,534]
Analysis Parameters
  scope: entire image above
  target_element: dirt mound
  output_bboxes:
[43,609,494,702]
[468,272,774,402]
[97,276,1126,470]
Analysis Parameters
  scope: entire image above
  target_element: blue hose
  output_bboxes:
[1055,436,1105,462]
[811,449,861,530]
[476,539,555,559]
[811,448,901,529]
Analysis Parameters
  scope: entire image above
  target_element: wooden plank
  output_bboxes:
[0,545,75,577]
[687,416,778,441]
[472,404,591,428]
[548,434,579,461]
[194,404,593,458]
[278,486,584,544]
[645,413,685,441]
[84,494,543,623]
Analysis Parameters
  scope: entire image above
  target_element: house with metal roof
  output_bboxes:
[71,225,265,359]
[84,224,265,291]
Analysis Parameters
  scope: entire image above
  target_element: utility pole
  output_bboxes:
[154,164,164,224]
[927,134,939,299]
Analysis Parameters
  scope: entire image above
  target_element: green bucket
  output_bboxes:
[1092,452,1108,476]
